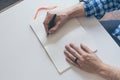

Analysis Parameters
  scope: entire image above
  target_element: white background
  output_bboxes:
[0,0,120,80]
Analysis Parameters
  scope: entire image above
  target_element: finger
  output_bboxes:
[43,22,49,33]
[49,21,61,33]
[43,12,52,33]
[64,50,75,61]
[66,57,79,68]
[70,43,86,55]
[65,45,83,61]
[80,43,93,53]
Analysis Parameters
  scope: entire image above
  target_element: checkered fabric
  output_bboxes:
[83,0,120,19]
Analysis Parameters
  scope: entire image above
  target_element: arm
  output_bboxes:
[83,0,120,19]
[43,0,120,33]
[64,43,120,80]
[98,65,120,80]
[43,2,85,33]
[66,0,120,19]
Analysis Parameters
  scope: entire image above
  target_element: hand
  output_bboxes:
[43,11,69,34]
[64,43,105,74]
[43,3,85,34]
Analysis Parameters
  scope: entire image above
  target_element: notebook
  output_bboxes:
[30,16,97,73]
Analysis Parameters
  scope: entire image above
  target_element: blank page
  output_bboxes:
[30,18,96,73]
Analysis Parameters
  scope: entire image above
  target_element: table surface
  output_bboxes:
[0,0,120,80]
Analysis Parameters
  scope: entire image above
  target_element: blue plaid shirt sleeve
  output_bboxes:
[84,0,120,19]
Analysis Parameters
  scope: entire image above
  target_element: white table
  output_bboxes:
[0,0,120,80]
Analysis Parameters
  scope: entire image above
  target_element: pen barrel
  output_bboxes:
[48,14,57,30]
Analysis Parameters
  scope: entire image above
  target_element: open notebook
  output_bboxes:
[30,18,97,73]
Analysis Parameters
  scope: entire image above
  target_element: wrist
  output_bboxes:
[97,63,110,78]
[64,2,85,19]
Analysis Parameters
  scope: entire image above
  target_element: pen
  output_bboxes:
[47,14,57,35]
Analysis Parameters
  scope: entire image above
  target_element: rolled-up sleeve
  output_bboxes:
[83,0,120,19]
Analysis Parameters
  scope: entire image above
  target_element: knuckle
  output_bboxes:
[57,22,61,26]
[79,56,84,61]
[78,49,82,53]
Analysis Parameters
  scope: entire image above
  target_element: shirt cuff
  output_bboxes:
[83,0,105,19]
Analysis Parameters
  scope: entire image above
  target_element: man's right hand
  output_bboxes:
[43,11,69,34]
[43,2,85,34]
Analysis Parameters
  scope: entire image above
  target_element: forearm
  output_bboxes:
[98,64,120,80]
[65,2,85,19]
[63,0,120,19]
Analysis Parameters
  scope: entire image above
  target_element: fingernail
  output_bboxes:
[81,43,86,47]
[69,43,72,45]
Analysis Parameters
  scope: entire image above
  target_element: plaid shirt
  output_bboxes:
[83,0,120,19]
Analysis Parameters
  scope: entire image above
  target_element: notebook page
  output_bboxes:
[30,18,97,73]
